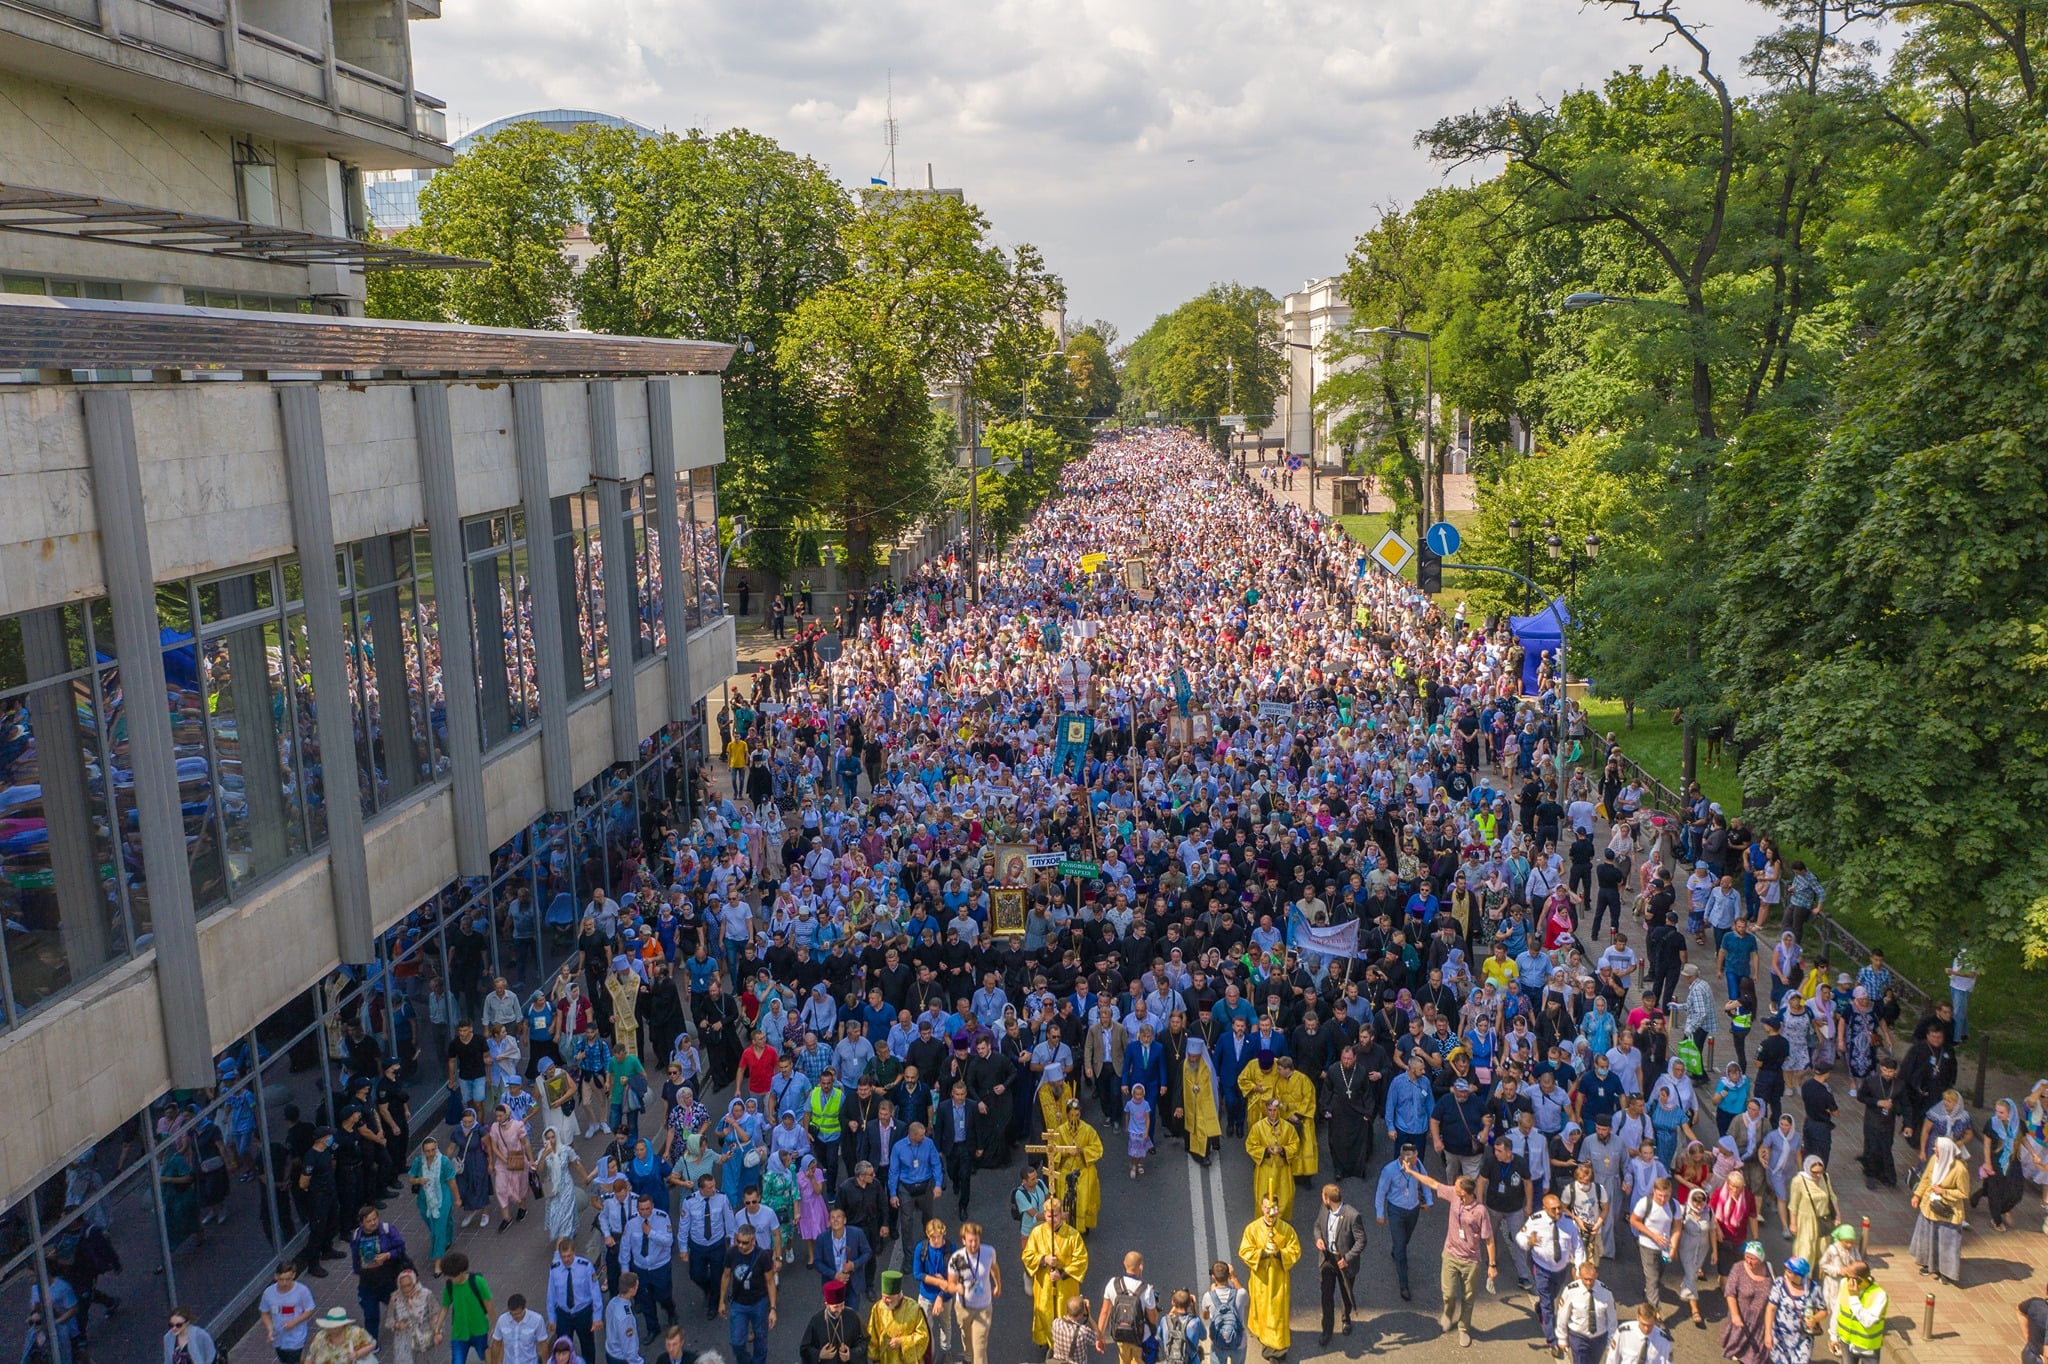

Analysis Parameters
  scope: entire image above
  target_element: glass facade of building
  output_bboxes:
[0,444,724,1358]
[0,712,701,1361]
[0,464,725,1037]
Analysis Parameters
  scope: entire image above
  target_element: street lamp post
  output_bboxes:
[1362,326,1433,527]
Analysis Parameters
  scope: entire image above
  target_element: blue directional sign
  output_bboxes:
[1425,521,1462,556]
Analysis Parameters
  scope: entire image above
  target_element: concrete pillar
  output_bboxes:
[277,387,374,964]
[646,379,691,724]
[413,384,490,878]
[20,608,113,972]
[588,382,638,766]
[512,383,574,813]
[81,389,213,1089]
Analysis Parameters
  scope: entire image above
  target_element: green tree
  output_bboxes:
[1064,328,1120,420]
[1457,436,1643,619]
[1727,116,2048,959]
[1120,284,1280,440]
[364,225,451,322]
[411,122,576,329]
[777,188,1016,576]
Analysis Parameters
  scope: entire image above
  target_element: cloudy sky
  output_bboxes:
[412,0,1782,337]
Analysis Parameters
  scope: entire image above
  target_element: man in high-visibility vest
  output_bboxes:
[1832,1259,1887,1363]
[809,1067,846,1198]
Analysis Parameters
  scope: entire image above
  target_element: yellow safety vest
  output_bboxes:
[1833,1283,1886,1354]
[809,1085,844,1138]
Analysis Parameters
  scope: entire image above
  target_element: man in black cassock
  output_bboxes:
[1323,1039,1387,1180]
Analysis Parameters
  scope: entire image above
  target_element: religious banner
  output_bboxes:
[1123,557,1155,600]
[1287,908,1362,959]
[1171,665,1192,716]
[1052,711,1094,780]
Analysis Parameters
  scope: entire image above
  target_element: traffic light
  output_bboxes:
[1023,448,1035,476]
[1418,547,1443,595]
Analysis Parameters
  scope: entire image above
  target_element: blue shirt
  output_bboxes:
[1386,1073,1436,1135]
[888,1136,944,1198]
[546,1255,604,1321]
[1374,1159,1436,1218]
[1575,1068,1626,1125]
[1515,950,1552,990]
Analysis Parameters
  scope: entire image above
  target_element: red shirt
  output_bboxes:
[738,1044,779,1095]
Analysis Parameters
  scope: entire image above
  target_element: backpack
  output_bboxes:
[1109,1278,1148,1345]
[1207,1287,1243,1348]
[1010,1182,1031,1224]
[1159,1311,1193,1364]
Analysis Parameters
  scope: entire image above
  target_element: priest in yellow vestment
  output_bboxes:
[1021,1197,1089,1348]
[866,1271,930,1364]
[1180,1037,1223,1163]
[1045,1099,1105,1233]
[1246,1098,1302,1219]
[1038,1062,1077,1135]
[1274,1055,1318,1182]
[1238,1195,1303,1358]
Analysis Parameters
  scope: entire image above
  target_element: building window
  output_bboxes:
[337,531,442,814]
[461,510,538,748]
[164,562,324,910]
[2,274,122,300]
[684,466,721,630]
[550,487,607,695]
[623,475,663,658]
[0,603,145,1027]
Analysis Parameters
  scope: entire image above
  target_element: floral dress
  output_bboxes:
[1766,1274,1822,1364]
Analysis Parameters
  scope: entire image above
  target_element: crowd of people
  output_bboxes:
[77,429,2045,1364]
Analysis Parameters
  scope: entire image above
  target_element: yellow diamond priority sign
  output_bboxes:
[1370,529,1415,577]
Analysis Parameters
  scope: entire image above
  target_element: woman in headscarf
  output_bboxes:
[406,1134,459,1274]
[1709,1163,1760,1277]
[624,1136,673,1208]
[484,1101,533,1231]
[1759,1114,1802,1238]
[1650,1080,1696,1169]
[538,1126,588,1243]
[1972,1097,2027,1231]
[762,1147,799,1261]
[544,1335,587,1364]
[794,1152,830,1265]
[451,1107,492,1229]
[1674,1139,1715,1203]
[1720,1241,1773,1364]
[1786,1154,1837,1271]
[719,1098,766,1205]
[383,1265,436,1363]
[1674,1185,1714,1326]
[1910,1134,1970,1284]
[534,1057,579,1151]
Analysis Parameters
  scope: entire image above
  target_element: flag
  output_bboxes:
[1052,712,1094,781]
[1287,908,1361,960]
[1171,665,1192,716]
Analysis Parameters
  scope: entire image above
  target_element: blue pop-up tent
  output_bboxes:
[1511,599,1572,694]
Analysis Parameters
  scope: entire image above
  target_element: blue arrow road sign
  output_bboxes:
[1426,521,1462,556]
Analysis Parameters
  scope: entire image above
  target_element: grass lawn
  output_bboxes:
[1337,510,1480,612]
[1587,695,2034,1080]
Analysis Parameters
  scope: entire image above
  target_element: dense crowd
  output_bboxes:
[60,430,2046,1364]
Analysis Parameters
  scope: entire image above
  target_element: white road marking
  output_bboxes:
[1187,1150,1212,1275]
[1207,1155,1230,1271]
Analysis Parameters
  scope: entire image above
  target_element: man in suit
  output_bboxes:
[1121,1023,1170,1112]
[852,1099,903,1176]
[1313,1182,1367,1345]
[835,1162,890,1298]
[813,1205,873,1320]
[934,1078,983,1219]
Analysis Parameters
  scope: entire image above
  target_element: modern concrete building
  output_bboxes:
[0,4,739,1352]
[1,0,461,315]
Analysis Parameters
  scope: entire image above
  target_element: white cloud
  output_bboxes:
[413,0,1779,334]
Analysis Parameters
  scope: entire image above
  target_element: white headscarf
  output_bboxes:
[1928,1134,1959,1186]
